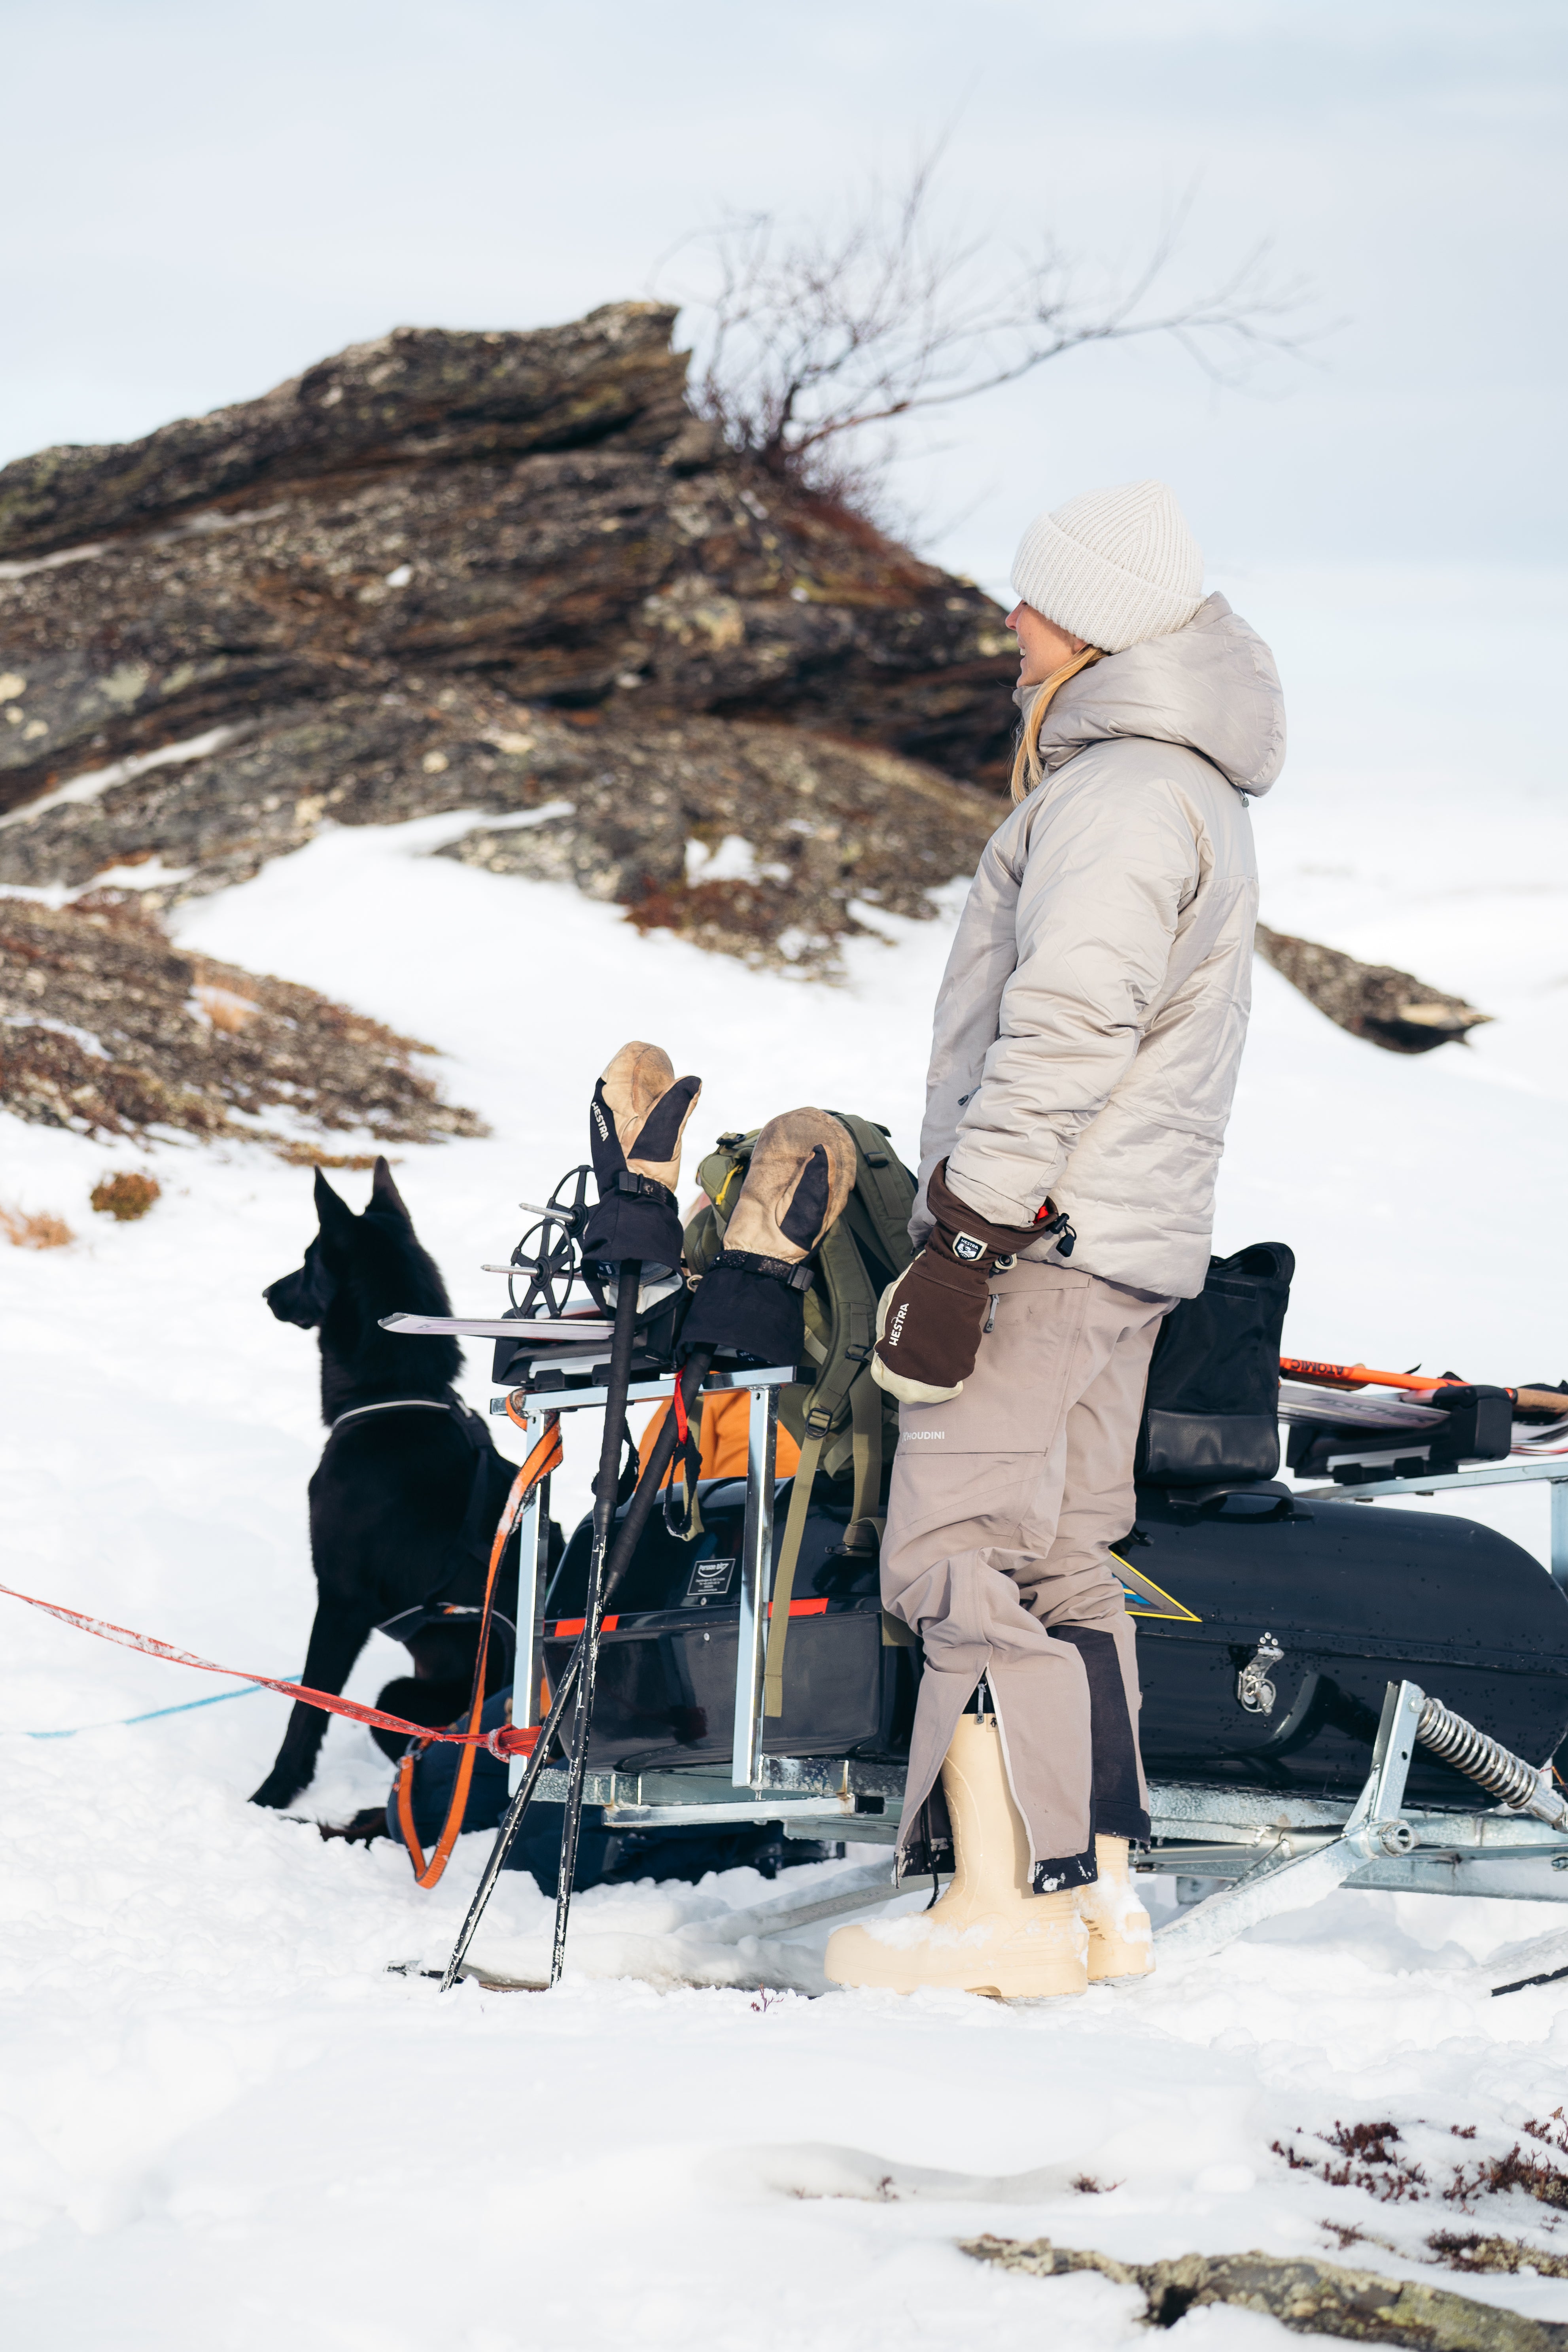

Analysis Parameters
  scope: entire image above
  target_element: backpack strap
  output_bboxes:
[760,1208,880,1718]
[761,1427,826,1721]
[829,1113,916,1276]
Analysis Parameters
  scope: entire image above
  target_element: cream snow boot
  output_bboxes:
[823,1715,1088,2000]
[1075,1834,1154,1981]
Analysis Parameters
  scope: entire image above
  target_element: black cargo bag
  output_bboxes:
[1135,1242,1294,1486]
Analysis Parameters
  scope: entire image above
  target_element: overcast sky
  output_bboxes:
[2,0,1562,595]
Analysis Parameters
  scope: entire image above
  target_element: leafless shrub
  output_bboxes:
[1273,2123,1428,2204]
[1318,2221,1385,2254]
[1277,2116,1568,2220]
[1445,2144,1568,2215]
[665,152,1313,524]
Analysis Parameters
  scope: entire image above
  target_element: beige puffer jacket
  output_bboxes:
[915,592,1286,1300]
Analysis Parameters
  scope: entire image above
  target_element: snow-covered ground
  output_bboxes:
[4,607,1568,2346]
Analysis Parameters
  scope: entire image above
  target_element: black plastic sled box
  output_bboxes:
[542,1478,916,1772]
[543,1477,1568,1804]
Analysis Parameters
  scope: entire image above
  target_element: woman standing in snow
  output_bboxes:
[826,482,1286,1999]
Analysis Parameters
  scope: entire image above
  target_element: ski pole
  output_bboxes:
[1282,1359,1566,1415]
[1281,1357,1464,1395]
[548,1264,643,1987]
[439,1340,716,1991]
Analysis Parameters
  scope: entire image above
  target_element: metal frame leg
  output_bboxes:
[511,1411,549,1752]
[732,1380,779,1788]
[1344,1678,1423,1832]
[1552,1478,1568,1593]
[1154,1681,1422,1962]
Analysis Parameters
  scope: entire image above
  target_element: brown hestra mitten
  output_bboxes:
[681,1109,855,1364]
[581,1041,702,1277]
[870,1159,1074,1404]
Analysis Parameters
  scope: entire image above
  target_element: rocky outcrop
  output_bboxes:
[1256,925,1492,1055]
[0,303,1012,974]
[0,897,483,1146]
[961,2235,1566,2348]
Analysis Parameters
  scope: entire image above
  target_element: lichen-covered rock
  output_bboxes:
[961,2233,1568,2348]
[1256,924,1492,1055]
[0,897,483,1147]
[438,714,993,973]
[0,305,1016,867]
[0,302,1018,1136]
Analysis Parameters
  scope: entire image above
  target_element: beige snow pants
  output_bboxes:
[881,1259,1173,1891]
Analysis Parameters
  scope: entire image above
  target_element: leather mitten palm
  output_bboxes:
[681,1110,855,1365]
[871,1160,1069,1405]
[581,1041,702,1278]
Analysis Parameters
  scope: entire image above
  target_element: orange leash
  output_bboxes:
[394,1410,561,1888]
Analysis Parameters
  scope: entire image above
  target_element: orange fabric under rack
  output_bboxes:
[637,1387,802,1483]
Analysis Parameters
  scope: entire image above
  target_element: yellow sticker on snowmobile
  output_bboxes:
[1111,1550,1201,1622]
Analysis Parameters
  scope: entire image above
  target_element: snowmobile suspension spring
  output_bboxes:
[1416,1696,1559,1818]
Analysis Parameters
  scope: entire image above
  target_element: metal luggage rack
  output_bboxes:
[497,1376,1568,1953]
[496,1359,797,1790]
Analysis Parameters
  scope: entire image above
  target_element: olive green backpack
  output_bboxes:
[684,1112,919,1718]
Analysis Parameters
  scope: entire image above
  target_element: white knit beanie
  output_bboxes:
[1010,480,1204,654]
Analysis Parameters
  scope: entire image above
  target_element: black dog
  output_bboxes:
[253,1159,536,1810]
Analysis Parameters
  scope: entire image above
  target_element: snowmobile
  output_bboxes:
[385,1113,1568,1984]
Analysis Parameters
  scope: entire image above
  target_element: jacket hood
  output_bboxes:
[1017,592,1286,797]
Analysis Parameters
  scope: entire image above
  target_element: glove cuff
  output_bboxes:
[581,1179,684,1277]
[710,1248,814,1292]
[601,1169,676,1210]
[679,1257,806,1365]
[926,1159,1040,1255]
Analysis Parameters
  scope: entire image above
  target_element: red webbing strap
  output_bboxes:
[0,1421,564,1775]
[0,1590,545,1757]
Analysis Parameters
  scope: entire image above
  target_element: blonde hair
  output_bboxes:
[1008,646,1103,804]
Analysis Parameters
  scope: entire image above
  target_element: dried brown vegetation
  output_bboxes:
[272,1144,388,1170]
[0,897,482,1150]
[89,1170,161,1220]
[0,1201,74,1248]
[1273,2122,1430,2205]
[1275,2115,1568,2227]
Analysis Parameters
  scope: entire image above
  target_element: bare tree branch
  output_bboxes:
[656,158,1318,523]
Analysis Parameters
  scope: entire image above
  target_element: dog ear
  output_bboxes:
[369,1157,412,1223]
[313,1166,356,1241]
